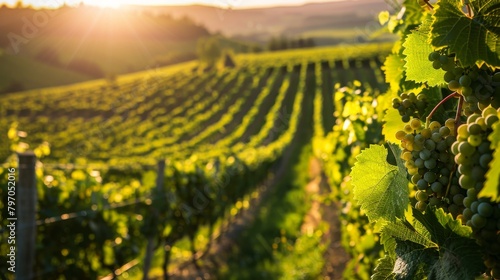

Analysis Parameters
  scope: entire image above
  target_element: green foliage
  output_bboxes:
[403,15,444,86]
[352,0,500,278]
[430,0,500,68]
[480,120,500,201]
[375,208,484,280]
[351,143,409,223]
[196,37,223,67]
[382,53,405,90]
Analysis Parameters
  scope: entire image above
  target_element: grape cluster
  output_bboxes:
[428,51,500,116]
[392,92,428,123]
[450,107,500,243]
[395,118,463,212]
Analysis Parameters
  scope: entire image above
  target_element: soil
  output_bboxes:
[163,156,350,280]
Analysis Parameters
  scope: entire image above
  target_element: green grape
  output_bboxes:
[468,135,482,146]
[485,114,499,128]
[467,113,481,124]
[417,179,428,190]
[458,164,472,175]
[429,121,441,131]
[451,141,460,155]
[416,201,427,212]
[479,153,493,169]
[459,174,474,189]
[453,194,465,206]
[471,213,487,228]
[419,149,432,160]
[439,55,449,64]
[459,75,472,87]
[424,158,437,169]
[416,190,429,202]
[478,202,494,217]
[410,118,422,130]
[471,201,479,213]
[411,174,422,184]
[461,86,473,96]
[429,51,440,61]
[432,60,441,70]
[429,197,441,206]
[457,124,469,139]
[445,118,456,131]
[471,166,486,180]
[423,171,437,183]
[448,80,461,91]
[395,130,406,140]
[439,126,451,137]
[421,128,432,139]
[458,142,475,156]
[463,206,474,220]
[431,181,443,193]
[444,71,455,82]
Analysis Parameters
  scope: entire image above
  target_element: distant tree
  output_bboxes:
[305,38,315,48]
[297,38,305,48]
[223,52,236,68]
[36,47,60,66]
[278,36,288,50]
[196,37,222,67]
[66,59,105,78]
[251,45,263,53]
[1,81,24,94]
[268,37,279,51]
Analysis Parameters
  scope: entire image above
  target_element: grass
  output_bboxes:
[218,141,325,279]
[0,52,90,91]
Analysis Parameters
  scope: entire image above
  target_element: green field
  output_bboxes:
[0,43,391,279]
[2,0,499,278]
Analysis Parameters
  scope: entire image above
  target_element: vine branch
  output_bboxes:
[425,91,459,127]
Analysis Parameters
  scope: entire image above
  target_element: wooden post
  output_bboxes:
[17,152,37,280]
[142,159,165,280]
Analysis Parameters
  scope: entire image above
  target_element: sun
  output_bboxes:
[88,0,123,8]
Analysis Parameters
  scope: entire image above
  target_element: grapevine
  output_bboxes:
[350,0,500,279]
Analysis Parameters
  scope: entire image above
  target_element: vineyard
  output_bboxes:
[1,0,500,278]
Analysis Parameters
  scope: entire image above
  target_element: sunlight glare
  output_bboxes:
[89,0,123,8]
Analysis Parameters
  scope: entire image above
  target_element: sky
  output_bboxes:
[1,0,336,9]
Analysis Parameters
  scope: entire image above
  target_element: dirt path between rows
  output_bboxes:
[302,158,349,280]
[165,134,298,280]
[164,155,349,280]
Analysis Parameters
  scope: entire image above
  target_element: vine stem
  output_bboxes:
[466,3,472,18]
[425,91,459,127]
[444,95,463,201]
[423,0,434,9]
[454,95,464,135]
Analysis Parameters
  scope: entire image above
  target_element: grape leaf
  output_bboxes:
[413,208,485,279]
[351,143,409,222]
[403,16,445,86]
[372,255,396,280]
[430,0,500,68]
[383,53,405,90]
[393,240,438,280]
[380,219,436,255]
[479,120,500,201]
[383,107,405,144]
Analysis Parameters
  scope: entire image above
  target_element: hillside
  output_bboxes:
[0,5,211,92]
[0,43,391,279]
[128,0,391,42]
[0,50,91,93]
